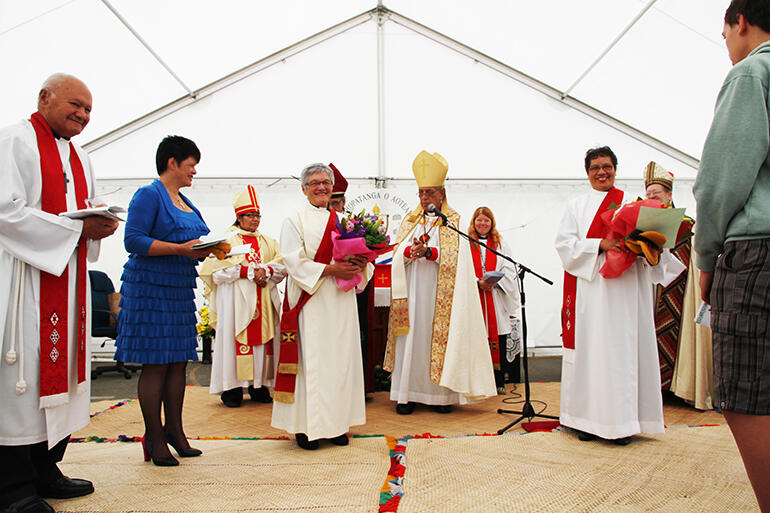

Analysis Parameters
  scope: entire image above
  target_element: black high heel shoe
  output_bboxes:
[166,433,202,458]
[141,436,179,466]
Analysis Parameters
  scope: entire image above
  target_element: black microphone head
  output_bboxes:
[427,203,437,213]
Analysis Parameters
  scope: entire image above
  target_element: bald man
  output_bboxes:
[0,73,118,513]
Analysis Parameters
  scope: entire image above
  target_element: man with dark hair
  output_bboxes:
[555,146,685,445]
[0,73,118,513]
[694,1,770,509]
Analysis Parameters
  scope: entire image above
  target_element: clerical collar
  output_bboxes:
[478,234,488,240]
[51,129,62,140]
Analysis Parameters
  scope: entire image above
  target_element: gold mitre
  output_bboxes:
[644,161,674,191]
[233,184,260,215]
[412,150,448,188]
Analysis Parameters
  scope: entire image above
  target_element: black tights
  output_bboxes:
[138,361,190,458]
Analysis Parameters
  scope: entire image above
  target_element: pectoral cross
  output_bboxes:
[63,171,70,193]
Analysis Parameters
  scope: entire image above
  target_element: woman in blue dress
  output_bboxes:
[115,136,212,466]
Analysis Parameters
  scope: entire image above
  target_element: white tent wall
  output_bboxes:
[0,1,726,352]
[91,176,696,351]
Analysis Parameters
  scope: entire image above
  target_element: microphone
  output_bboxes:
[427,204,448,224]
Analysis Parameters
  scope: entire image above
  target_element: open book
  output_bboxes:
[59,205,126,222]
[481,271,505,284]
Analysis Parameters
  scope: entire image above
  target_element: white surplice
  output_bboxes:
[389,218,496,406]
[476,237,521,335]
[0,120,100,448]
[207,261,286,394]
[271,204,372,440]
[555,188,686,439]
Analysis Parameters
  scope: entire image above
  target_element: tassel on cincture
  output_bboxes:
[5,350,17,365]
[15,379,27,395]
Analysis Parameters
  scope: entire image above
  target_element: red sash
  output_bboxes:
[30,112,89,402]
[239,234,264,353]
[273,210,336,403]
[471,243,500,367]
[561,187,623,350]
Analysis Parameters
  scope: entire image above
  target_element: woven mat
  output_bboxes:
[77,384,724,440]
[397,426,758,513]
[50,437,388,513]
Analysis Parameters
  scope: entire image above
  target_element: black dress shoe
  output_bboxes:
[395,402,416,415]
[295,433,319,450]
[613,436,632,446]
[329,434,349,446]
[3,496,54,513]
[220,388,243,408]
[434,405,452,414]
[166,432,203,457]
[247,385,273,403]
[37,476,94,499]
[577,430,597,442]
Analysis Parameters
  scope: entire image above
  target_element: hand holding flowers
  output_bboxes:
[331,210,391,291]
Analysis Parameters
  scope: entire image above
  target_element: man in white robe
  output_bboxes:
[271,163,372,450]
[555,146,685,444]
[0,74,118,512]
[200,185,286,407]
[384,151,496,415]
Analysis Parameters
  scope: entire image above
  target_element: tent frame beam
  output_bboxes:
[86,3,698,171]
[85,8,376,152]
[386,6,698,170]
[561,0,658,99]
[100,0,195,97]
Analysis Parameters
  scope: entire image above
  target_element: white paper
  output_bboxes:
[59,205,126,222]
[226,244,251,256]
[635,207,686,248]
[191,233,229,250]
[694,301,711,327]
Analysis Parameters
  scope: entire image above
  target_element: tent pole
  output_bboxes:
[100,0,195,98]
[561,0,658,99]
[376,3,388,188]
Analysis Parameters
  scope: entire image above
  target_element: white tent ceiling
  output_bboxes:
[1,0,731,180]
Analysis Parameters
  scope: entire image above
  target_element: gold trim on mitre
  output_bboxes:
[233,185,260,216]
[644,162,674,191]
[412,150,448,188]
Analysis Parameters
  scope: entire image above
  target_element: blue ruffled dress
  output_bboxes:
[115,179,210,364]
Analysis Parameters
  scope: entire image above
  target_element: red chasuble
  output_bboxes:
[561,187,623,350]
[273,210,337,404]
[29,112,89,405]
[471,243,500,367]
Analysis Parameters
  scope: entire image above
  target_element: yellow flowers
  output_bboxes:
[197,305,215,338]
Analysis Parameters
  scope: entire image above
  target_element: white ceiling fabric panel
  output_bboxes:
[382,21,698,180]
[89,22,379,179]
[0,0,184,138]
[0,0,734,180]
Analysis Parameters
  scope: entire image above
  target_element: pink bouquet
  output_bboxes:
[332,211,390,292]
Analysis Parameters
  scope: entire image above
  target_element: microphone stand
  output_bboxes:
[431,213,557,434]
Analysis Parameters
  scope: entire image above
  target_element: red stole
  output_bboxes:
[471,242,500,367]
[239,234,264,353]
[273,210,336,404]
[561,187,623,350]
[29,112,89,403]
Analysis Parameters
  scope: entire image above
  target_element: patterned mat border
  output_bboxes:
[72,398,727,513]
